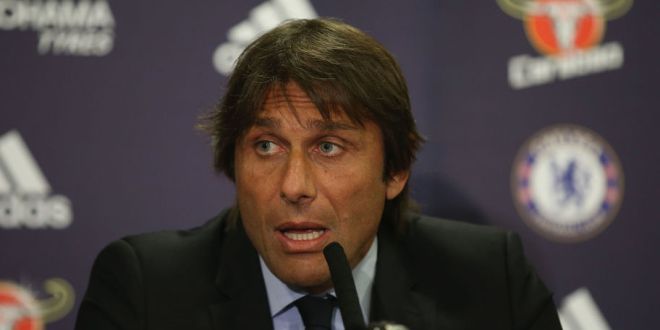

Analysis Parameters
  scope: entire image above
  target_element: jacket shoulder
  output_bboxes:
[399,214,560,329]
[116,211,229,282]
[123,212,226,255]
[404,213,510,261]
[76,211,232,330]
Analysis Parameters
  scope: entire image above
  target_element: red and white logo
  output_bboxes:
[497,0,633,88]
[523,0,605,56]
[0,279,75,330]
[0,282,43,330]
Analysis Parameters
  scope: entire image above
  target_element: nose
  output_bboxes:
[280,149,316,205]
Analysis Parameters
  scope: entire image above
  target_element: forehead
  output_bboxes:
[262,83,311,108]
[258,82,357,126]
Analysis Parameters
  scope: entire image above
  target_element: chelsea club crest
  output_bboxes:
[512,124,624,242]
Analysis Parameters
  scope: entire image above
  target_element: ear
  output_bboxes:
[385,170,410,200]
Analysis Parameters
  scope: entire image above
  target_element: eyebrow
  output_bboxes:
[253,117,359,131]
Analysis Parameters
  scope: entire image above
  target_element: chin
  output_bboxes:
[290,274,333,294]
[276,261,333,293]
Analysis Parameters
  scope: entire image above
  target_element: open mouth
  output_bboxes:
[281,229,326,241]
[276,222,329,246]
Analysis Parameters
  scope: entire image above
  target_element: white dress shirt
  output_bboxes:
[260,238,378,329]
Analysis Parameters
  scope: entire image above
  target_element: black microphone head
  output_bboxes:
[322,242,344,265]
[367,321,410,330]
[323,242,366,330]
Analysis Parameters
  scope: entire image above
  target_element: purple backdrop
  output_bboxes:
[1,0,658,329]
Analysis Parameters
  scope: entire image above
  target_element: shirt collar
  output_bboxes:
[260,237,378,321]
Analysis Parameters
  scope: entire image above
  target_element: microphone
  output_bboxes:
[366,322,409,330]
[323,242,409,330]
[323,242,367,330]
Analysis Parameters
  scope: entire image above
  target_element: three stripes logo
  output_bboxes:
[212,0,318,75]
[0,130,72,229]
[559,288,611,330]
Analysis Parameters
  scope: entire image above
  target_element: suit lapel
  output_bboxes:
[370,223,437,329]
[208,217,274,330]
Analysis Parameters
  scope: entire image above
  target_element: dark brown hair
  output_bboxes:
[201,18,424,231]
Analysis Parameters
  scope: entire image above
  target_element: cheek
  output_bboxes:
[235,154,280,200]
[324,169,387,226]
[324,166,386,200]
[236,180,274,259]
[234,157,273,237]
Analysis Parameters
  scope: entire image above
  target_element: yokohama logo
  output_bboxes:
[0,130,72,229]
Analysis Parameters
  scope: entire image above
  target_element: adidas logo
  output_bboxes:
[0,130,72,229]
[212,0,318,75]
[558,288,611,330]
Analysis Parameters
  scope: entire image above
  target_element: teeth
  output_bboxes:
[283,230,324,241]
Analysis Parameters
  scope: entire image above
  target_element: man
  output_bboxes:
[76,18,562,329]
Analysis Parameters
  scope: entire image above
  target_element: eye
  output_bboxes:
[255,140,281,156]
[317,142,342,156]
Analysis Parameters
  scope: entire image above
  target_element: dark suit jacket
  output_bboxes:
[75,210,562,329]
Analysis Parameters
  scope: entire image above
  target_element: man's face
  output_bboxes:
[234,83,408,293]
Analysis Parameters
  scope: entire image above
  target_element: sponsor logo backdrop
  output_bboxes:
[1,0,658,329]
